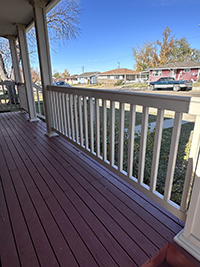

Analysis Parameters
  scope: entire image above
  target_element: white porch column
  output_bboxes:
[174,148,200,261]
[8,36,22,83]
[31,0,56,137]
[16,24,38,122]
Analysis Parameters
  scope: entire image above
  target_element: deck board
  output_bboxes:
[0,111,185,267]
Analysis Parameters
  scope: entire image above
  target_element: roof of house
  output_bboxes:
[99,68,139,75]
[78,72,99,78]
[53,78,66,82]
[150,60,200,70]
[66,75,78,79]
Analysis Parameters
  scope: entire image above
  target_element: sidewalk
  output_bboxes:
[134,118,190,135]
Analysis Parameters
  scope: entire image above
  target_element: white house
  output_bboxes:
[98,68,148,84]
[77,72,99,84]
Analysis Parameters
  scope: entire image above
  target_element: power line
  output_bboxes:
[187,35,200,40]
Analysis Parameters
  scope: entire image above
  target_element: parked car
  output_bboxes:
[53,81,71,87]
[149,77,192,91]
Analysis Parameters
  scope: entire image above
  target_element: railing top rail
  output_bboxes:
[0,81,16,86]
[33,83,42,91]
[47,85,200,116]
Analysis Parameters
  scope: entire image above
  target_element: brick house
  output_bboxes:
[149,60,200,82]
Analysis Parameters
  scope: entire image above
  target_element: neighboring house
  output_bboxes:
[98,68,148,84]
[52,77,66,83]
[53,75,78,85]
[149,60,200,82]
[65,75,78,85]
[77,72,100,84]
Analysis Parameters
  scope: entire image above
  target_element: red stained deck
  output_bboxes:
[0,111,187,267]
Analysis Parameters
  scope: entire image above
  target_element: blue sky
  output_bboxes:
[49,0,200,75]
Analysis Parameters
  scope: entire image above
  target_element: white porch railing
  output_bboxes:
[47,85,200,222]
[33,83,45,120]
[0,81,20,112]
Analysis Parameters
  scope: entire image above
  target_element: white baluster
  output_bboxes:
[102,99,107,161]
[118,102,125,171]
[150,109,164,192]
[138,106,149,184]
[110,101,115,166]
[127,104,136,178]
[164,112,183,201]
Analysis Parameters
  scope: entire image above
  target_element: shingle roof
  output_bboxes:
[99,68,139,75]
[66,75,78,79]
[78,72,99,78]
[150,60,200,70]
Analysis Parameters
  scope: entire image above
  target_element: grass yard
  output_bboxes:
[35,101,45,116]
[136,122,194,205]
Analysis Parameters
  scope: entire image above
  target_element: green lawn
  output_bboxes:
[132,122,194,205]
[35,101,45,116]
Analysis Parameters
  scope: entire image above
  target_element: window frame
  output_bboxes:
[152,70,162,76]
[184,68,190,73]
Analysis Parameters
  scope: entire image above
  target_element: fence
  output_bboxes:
[47,85,200,221]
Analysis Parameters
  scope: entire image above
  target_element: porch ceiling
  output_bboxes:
[0,0,60,38]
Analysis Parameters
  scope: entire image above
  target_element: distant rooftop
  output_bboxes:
[99,68,139,75]
[150,60,200,70]
[78,72,99,78]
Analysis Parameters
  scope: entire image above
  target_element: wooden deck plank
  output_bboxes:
[0,120,79,267]
[6,112,139,266]
[40,135,179,243]
[9,113,159,263]
[10,113,172,264]
[49,129,184,233]
[11,112,184,265]
[0,112,186,267]
[2,113,123,267]
[1,115,99,267]
[31,111,183,227]
[0,175,21,267]
[0,144,40,267]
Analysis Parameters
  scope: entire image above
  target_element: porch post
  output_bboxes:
[8,36,22,83]
[174,147,200,261]
[16,24,38,122]
[31,0,56,137]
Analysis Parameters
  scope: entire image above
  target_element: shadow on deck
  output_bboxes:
[0,112,198,267]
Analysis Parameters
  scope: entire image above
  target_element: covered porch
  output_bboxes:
[1,111,198,267]
[1,0,200,266]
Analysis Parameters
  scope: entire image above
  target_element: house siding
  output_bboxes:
[150,68,199,82]
[176,68,199,81]
[150,70,171,82]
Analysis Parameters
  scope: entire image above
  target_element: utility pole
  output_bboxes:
[82,66,84,73]
[118,62,120,69]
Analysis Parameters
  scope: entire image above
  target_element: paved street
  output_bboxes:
[137,88,200,98]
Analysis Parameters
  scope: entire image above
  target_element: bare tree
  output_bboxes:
[0,0,81,81]
[0,38,11,80]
